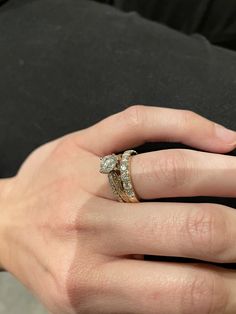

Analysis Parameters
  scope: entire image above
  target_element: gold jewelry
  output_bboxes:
[99,151,140,203]
[108,168,130,202]
[120,150,140,203]
[100,153,129,202]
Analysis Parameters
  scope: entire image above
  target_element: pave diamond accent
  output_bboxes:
[127,189,134,197]
[120,150,139,202]
[121,171,129,181]
[99,151,139,203]
[100,154,118,174]
[123,181,132,189]
[108,171,124,202]
[120,163,127,171]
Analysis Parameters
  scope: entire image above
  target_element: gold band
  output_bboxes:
[108,170,130,203]
[106,154,126,202]
[120,150,140,203]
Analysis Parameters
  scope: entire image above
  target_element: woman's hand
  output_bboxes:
[1,105,236,314]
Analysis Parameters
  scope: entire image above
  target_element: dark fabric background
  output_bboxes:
[113,0,236,50]
[97,0,236,49]
[0,0,236,266]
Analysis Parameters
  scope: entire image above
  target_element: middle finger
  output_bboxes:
[97,200,236,264]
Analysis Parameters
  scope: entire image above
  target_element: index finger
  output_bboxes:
[72,105,236,156]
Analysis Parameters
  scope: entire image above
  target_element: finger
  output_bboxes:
[90,259,233,314]
[94,148,236,200]
[97,200,236,264]
[73,105,236,156]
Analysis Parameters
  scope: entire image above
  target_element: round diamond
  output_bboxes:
[100,155,117,173]
[123,182,132,189]
[127,189,134,196]
[121,172,129,181]
[120,163,127,171]
[126,150,133,155]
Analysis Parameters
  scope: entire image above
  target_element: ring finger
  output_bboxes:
[94,148,236,200]
[71,105,236,200]
[95,199,236,264]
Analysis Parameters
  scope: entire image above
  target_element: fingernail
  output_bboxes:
[215,123,236,145]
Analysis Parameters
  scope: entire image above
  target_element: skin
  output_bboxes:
[1,105,236,313]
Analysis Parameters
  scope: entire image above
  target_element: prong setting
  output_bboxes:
[100,154,118,174]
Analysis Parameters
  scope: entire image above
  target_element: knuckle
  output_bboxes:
[183,205,228,259]
[181,109,216,136]
[51,136,80,162]
[60,205,92,235]
[181,109,198,124]
[53,266,93,312]
[180,273,228,314]
[52,137,72,159]
[66,271,90,310]
[45,178,93,235]
[153,149,192,189]
[179,109,200,132]
[65,263,106,313]
[182,109,197,119]
[122,104,146,129]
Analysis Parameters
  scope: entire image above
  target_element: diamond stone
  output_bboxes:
[120,163,127,171]
[121,172,129,181]
[127,189,134,196]
[123,182,132,189]
[100,155,118,174]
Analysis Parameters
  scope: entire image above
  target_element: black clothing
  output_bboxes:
[116,0,236,50]
[0,0,236,266]
[99,0,236,49]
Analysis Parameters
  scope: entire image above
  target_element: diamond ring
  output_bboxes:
[100,151,140,203]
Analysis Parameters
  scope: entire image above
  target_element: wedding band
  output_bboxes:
[99,150,140,203]
[120,150,140,203]
[108,167,130,202]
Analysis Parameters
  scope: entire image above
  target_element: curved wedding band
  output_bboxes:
[99,150,140,203]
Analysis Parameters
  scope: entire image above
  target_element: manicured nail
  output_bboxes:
[215,123,236,145]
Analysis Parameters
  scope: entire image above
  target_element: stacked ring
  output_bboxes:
[120,150,140,203]
[99,150,140,203]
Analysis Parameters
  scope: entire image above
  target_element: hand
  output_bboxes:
[1,105,236,314]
